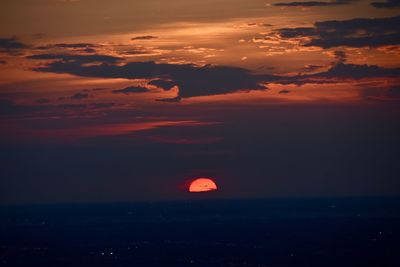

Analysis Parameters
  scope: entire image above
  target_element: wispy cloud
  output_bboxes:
[131,35,158,40]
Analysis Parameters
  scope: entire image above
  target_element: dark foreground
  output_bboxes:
[1,198,399,267]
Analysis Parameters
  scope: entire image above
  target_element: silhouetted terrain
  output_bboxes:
[1,198,399,266]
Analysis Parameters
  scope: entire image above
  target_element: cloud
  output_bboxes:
[36,43,98,49]
[273,63,400,85]
[312,63,400,79]
[34,43,99,53]
[131,36,158,40]
[274,0,357,7]
[0,60,6,64]
[28,49,400,98]
[371,0,400,8]
[174,65,267,98]
[30,59,266,98]
[27,53,123,63]
[333,50,347,64]
[155,96,182,103]
[148,79,176,90]
[112,86,150,94]
[0,37,28,50]
[0,37,29,54]
[71,92,89,99]
[118,47,151,55]
[247,23,273,27]
[361,85,400,101]
[275,16,400,48]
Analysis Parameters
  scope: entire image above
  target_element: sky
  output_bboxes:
[0,0,399,204]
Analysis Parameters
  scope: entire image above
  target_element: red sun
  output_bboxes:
[189,178,218,193]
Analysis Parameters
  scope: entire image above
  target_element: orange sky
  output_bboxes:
[0,0,399,142]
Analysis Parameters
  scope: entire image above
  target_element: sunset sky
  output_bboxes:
[1,0,399,204]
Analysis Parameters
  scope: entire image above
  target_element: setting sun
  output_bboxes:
[189,178,218,193]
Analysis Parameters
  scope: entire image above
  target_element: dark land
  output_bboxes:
[1,197,399,266]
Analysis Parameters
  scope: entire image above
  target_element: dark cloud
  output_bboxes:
[0,37,29,54]
[247,23,273,27]
[0,60,6,64]
[30,59,266,98]
[254,61,400,87]
[71,92,89,99]
[27,53,123,63]
[174,65,266,98]
[333,50,347,64]
[0,37,28,50]
[361,85,400,101]
[148,79,176,90]
[279,90,291,94]
[28,50,400,98]
[156,96,182,103]
[312,63,400,79]
[34,43,99,54]
[131,36,158,40]
[51,43,97,48]
[277,27,317,38]
[274,63,400,85]
[275,16,400,48]
[112,86,150,94]
[274,0,357,7]
[371,0,400,8]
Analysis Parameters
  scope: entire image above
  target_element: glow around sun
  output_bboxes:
[189,178,218,193]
